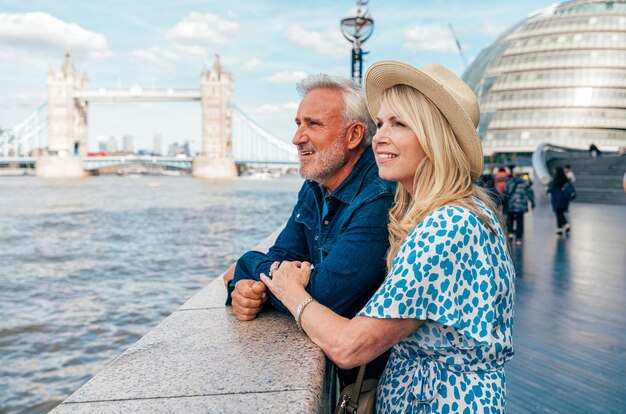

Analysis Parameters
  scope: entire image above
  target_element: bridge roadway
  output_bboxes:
[0,156,298,170]
[73,88,201,102]
[49,200,626,413]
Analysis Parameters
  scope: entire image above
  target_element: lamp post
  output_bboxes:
[340,0,374,85]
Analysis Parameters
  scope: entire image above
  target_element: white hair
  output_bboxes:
[296,74,375,147]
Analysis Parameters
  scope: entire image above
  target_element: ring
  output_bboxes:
[269,264,279,279]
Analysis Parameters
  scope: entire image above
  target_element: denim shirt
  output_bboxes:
[227,146,396,318]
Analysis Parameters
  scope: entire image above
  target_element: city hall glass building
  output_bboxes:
[463,0,626,160]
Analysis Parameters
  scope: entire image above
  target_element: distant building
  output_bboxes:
[200,55,233,158]
[463,0,626,162]
[47,52,88,156]
[182,140,190,157]
[97,140,107,152]
[153,134,163,156]
[122,135,134,154]
[105,136,118,154]
[167,141,191,157]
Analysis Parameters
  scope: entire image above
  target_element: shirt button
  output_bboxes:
[323,220,329,225]
[314,235,319,240]
[296,213,301,218]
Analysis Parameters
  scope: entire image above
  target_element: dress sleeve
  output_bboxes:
[358,205,509,346]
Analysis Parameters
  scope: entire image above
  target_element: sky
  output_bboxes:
[0,0,555,153]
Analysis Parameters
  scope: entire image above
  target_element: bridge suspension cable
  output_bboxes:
[231,104,298,164]
[0,103,48,157]
[2,102,298,164]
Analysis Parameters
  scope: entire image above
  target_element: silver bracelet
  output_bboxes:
[295,297,316,330]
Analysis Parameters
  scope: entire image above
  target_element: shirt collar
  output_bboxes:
[305,146,377,204]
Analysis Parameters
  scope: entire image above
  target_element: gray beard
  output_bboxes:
[299,135,347,183]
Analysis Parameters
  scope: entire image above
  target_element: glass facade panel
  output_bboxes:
[462,0,626,154]
[490,68,626,90]
[556,2,626,14]
[482,88,626,110]
[489,108,626,129]
[483,128,626,153]
[489,50,626,73]
[504,32,626,55]
[510,14,626,38]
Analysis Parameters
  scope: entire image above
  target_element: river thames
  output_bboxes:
[0,175,302,413]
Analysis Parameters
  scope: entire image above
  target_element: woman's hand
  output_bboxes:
[260,260,312,314]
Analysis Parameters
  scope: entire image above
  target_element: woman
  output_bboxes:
[261,61,515,413]
[548,166,571,235]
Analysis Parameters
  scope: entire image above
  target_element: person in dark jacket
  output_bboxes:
[503,166,535,245]
[548,166,572,235]
[222,74,395,387]
[476,170,501,207]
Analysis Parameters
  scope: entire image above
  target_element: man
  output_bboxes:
[503,166,535,245]
[564,164,576,183]
[222,74,395,384]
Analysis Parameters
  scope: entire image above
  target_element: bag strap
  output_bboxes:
[350,364,367,403]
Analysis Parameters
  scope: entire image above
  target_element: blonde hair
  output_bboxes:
[383,85,502,270]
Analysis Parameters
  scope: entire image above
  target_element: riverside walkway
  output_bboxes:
[50,200,625,413]
[506,200,626,413]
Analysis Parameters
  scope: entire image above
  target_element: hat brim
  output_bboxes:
[365,60,483,179]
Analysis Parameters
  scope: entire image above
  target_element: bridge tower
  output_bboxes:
[38,52,87,177]
[192,55,238,178]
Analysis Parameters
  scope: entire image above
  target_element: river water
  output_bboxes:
[0,175,302,413]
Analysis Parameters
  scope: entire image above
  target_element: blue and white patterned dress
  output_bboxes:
[358,201,515,413]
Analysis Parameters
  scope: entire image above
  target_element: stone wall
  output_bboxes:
[51,228,335,413]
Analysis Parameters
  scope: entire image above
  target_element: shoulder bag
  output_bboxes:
[335,364,378,414]
[563,182,577,200]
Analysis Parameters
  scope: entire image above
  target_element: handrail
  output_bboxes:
[532,142,590,185]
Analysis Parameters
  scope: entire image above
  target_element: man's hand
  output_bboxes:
[231,279,268,321]
[222,263,236,288]
[260,261,312,314]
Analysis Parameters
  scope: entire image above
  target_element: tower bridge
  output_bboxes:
[0,53,298,178]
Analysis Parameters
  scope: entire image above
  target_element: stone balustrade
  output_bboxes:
[51,228,335,413]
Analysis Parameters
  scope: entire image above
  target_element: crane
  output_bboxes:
[449,23,468,70]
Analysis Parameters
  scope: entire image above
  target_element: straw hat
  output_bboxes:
[364,60,483,179]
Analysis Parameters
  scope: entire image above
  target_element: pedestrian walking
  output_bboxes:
[564,165,576,183]
[503,166,535,245]
[548,166,574,235]
[494,167,508,196]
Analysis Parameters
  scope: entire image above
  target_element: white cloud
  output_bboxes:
[263,70,307,84]
[0,12,112,59]
[129,47,177,66]
[0,93,46,110]
[167,12,238,56]
[478,22,506,37]
[253,101,299,115]
[257,104,281,114]
[243,58,261,69]
[403,24,457,53]
[285,25,350,59]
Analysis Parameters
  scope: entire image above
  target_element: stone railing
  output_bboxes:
[51,228,336,413]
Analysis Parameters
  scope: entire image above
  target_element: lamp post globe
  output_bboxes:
[340,1,374,84]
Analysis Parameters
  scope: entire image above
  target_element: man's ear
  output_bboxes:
[346,122,366,150]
